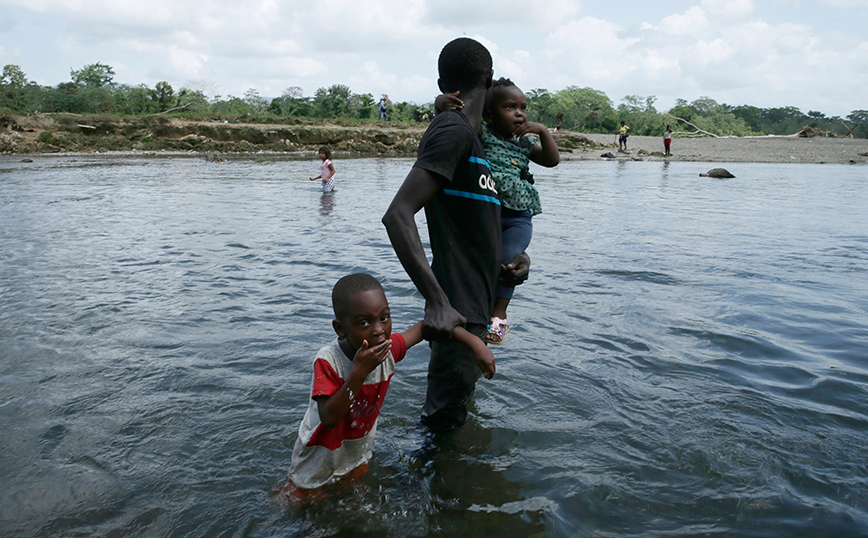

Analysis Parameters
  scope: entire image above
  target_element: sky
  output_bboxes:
[1,0,866,117]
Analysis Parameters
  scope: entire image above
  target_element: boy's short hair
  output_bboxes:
[332,273,383,319]
[438,37,493,93]
[319,146,332,158]
[484,77,517,118]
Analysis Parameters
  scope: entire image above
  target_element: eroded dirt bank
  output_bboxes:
[3,113,865,163]
[0,114,597,157]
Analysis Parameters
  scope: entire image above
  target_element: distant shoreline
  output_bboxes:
[2,113,866,164]
[562,132,868,164]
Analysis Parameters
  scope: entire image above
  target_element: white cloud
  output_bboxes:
[815,0,868,6]
[1,0,866,116]
[658,6,710,37]
[700,0,755,19]
[421,0,581,30]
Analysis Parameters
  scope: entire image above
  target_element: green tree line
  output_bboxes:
[2,62,865,138]
[524,86,866,138]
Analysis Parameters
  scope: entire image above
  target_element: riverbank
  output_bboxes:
[2,113,866,163]
[566,132,868,164]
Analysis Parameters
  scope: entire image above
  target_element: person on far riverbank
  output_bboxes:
[310,146,336,192]
[378,96,390,121]
[663,125,673,156]
[618,121,630,150]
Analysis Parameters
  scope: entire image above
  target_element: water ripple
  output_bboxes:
[2,156,867,537]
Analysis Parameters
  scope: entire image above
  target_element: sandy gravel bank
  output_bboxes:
[562,132,868,164]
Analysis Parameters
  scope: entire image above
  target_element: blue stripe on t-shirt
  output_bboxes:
[443,189,501,205]
[469,156,491,170]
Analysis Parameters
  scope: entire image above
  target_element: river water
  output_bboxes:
[1,154,867,537]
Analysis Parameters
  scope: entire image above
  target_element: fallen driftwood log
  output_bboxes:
[795,125,842,138]
[796,126,823,137]
[150,103,192,116]
[668,115,720,138]
[841,120,857,138]
[77,124,96,130]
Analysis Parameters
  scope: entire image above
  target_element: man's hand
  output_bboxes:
[422,302,466,342]
[500,251,530,287]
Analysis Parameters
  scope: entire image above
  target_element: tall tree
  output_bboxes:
[1,64,27,87]
[70,62,116,88]
[270,86,313,117]
[0,64,29,111]
[243,88,267,114]
[152,81,175,111]
[313,84,352,118]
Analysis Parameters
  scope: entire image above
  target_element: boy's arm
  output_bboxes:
[401,321,424,348]
[401,322,495,379]
[382,167,466,342]
[517,122,559,168]
[315,339,391,429]
[452,326,495,379]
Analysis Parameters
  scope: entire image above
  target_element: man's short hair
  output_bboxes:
[332,273,383,319]
[438,37,493,93]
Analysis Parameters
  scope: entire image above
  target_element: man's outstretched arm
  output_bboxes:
[382,167,466,341]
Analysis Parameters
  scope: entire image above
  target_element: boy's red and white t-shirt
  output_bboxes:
[289,334,407,489]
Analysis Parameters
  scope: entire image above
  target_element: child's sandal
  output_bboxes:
[485,317,510,345]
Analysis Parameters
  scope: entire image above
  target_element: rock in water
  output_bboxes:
[700,168,735,178]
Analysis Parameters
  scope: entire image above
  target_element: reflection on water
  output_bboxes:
[1,155,867,537]
[319,191,335,219]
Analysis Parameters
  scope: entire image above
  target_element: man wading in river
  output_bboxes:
[382,37,529,432]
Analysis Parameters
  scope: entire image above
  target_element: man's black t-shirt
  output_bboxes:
[413,110,502,326]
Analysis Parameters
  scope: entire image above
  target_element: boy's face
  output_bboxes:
[333,288,392,355]
[488,85,527,138]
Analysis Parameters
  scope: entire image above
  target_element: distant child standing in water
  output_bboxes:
[436,78,559,344]
[310,146,336,192]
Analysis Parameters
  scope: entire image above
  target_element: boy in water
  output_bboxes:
[288,273,494,489]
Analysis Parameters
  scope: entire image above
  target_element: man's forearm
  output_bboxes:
[382,209,450,308]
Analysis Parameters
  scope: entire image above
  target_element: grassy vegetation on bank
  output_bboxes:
[2,62,866,141]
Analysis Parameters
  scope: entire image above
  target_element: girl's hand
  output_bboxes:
[514,121,548,137]
[472,344,496,379]
[310,177,317,181]
[351,339,391,376]
[434,91,464,114]
[452,325,495,379]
